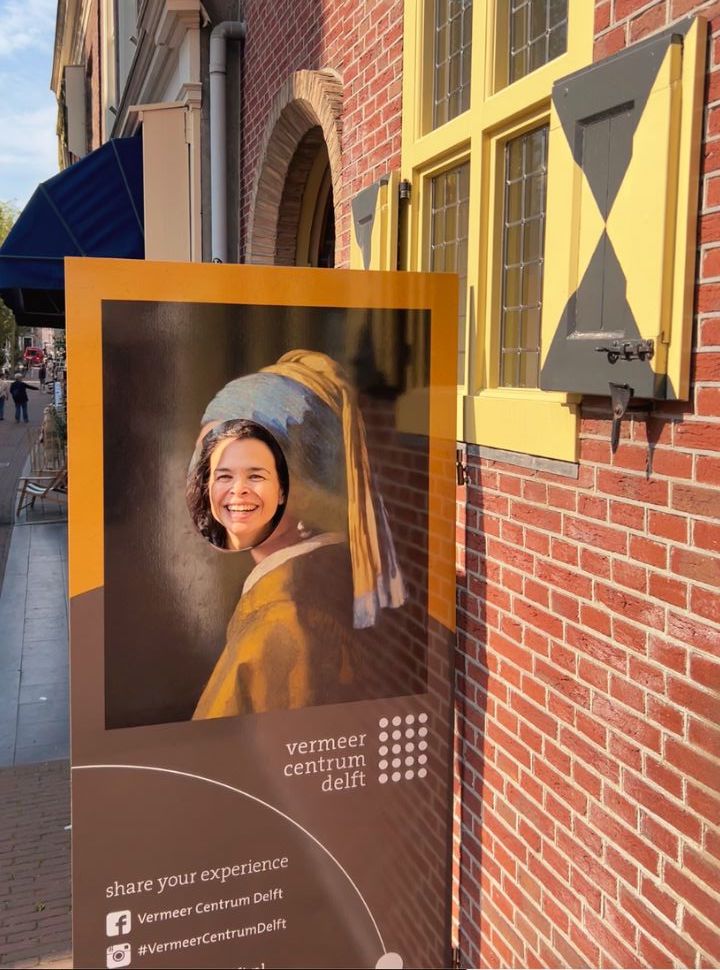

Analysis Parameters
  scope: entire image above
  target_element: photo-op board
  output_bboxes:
[66,258,457,970]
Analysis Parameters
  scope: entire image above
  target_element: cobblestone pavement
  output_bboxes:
[0,760,71,968]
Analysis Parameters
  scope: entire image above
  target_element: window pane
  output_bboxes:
[499,126,548,388]
[506,224,522,266]
[508,0,568,85]
[504,310,521,348]
[529,0,546,42]
[430,162,471,382]
[505,267,522,308]
[529,37,546,72]
[548,20,567,59]
[518,351,539,388]
[522,262,542,305]
[433,0,473,128]
[522,308,541,349]
[507,180,524,223]
[522,217,542,262]
[507,139,524,180]
[501,352,518,387]
[432,205,445,247]
[525,173,546,217]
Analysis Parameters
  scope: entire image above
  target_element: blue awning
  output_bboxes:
[0,136,144,327]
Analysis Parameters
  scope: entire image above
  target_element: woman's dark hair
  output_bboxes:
[187,419,289,549]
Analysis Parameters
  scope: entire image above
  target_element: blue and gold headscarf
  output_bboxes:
[201,350,406,629]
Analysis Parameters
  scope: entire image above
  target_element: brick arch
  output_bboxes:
[275,126,333,267]
[246,69,343,265]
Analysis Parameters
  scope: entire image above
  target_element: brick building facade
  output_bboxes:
[454,3,720,965]
[50,0,720,965]
[238,0,404,267]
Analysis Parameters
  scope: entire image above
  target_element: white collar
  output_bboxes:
[242,532,346,595]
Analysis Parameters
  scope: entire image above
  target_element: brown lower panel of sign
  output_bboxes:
[71,592,454,970]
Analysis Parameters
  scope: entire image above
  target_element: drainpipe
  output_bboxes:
[210,18,246,263]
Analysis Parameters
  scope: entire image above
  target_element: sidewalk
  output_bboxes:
[0,523,69,767]
[0,403,42,584]
[0,410,72,968]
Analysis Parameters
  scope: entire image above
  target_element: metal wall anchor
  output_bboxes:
[609,382,633,452]
[456,449,469,485]
[595,339,655,364]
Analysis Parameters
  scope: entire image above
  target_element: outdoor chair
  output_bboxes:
[16,467,68,517]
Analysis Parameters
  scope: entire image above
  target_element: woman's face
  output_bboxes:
[208,436,285,550]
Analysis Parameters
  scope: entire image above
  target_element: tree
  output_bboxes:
[0,201,19,370]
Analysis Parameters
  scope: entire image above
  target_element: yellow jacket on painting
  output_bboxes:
[194,537,361,717]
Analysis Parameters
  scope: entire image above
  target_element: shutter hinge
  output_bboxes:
[609,382,633,453]
[398,179,412,201]
[451,945,463,968]
[456,449,469,486]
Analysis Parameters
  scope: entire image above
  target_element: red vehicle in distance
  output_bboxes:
[23,347,44,367]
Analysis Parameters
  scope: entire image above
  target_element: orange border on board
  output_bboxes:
[65,257,457,631]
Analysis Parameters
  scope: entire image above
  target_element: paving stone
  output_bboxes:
[0,761,71,966]
[15,707,68,738]
[16,676,67,699]
[12,743,69,765]
[18,666,68,689]
[0,742,15,768]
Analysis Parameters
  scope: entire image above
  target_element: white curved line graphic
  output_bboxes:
[73,763,385,950]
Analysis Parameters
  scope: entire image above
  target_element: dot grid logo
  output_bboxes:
[377,713,429,784]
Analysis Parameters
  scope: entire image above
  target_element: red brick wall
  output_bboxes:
[457,3,720,966]
[242,0,720,964]
[241,0,403,267]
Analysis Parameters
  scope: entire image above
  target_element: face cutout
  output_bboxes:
[208,437,285,550]
[188,420,289,552]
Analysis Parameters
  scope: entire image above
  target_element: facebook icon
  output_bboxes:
[106,910,132,937]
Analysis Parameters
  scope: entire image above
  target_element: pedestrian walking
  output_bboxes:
[10,372,36,423]
[0,376,9,420]
[39,363,47,391]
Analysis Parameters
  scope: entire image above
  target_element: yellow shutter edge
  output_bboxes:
[380,171,400,271]
[607,40,681,381]
[348,203,365,270]
[667,15,707,401]
[349,173,399,271]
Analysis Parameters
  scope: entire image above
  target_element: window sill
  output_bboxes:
[462,388,579,462]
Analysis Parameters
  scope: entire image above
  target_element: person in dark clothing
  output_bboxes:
[10,373,36,423]
[39,364,47,390]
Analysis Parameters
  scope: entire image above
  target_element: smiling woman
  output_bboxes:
[210,434,284,550]
[188,419,290,552]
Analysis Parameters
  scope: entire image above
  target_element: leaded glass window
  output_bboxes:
[500,126,548,388]
[433,0,473,128]
[509,0,568,84]
[430,163,470,382]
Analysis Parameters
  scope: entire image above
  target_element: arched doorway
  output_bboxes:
[247,70,343,267]
[275,128,335,268]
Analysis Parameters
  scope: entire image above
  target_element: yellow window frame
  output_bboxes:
[402,0,593,460]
